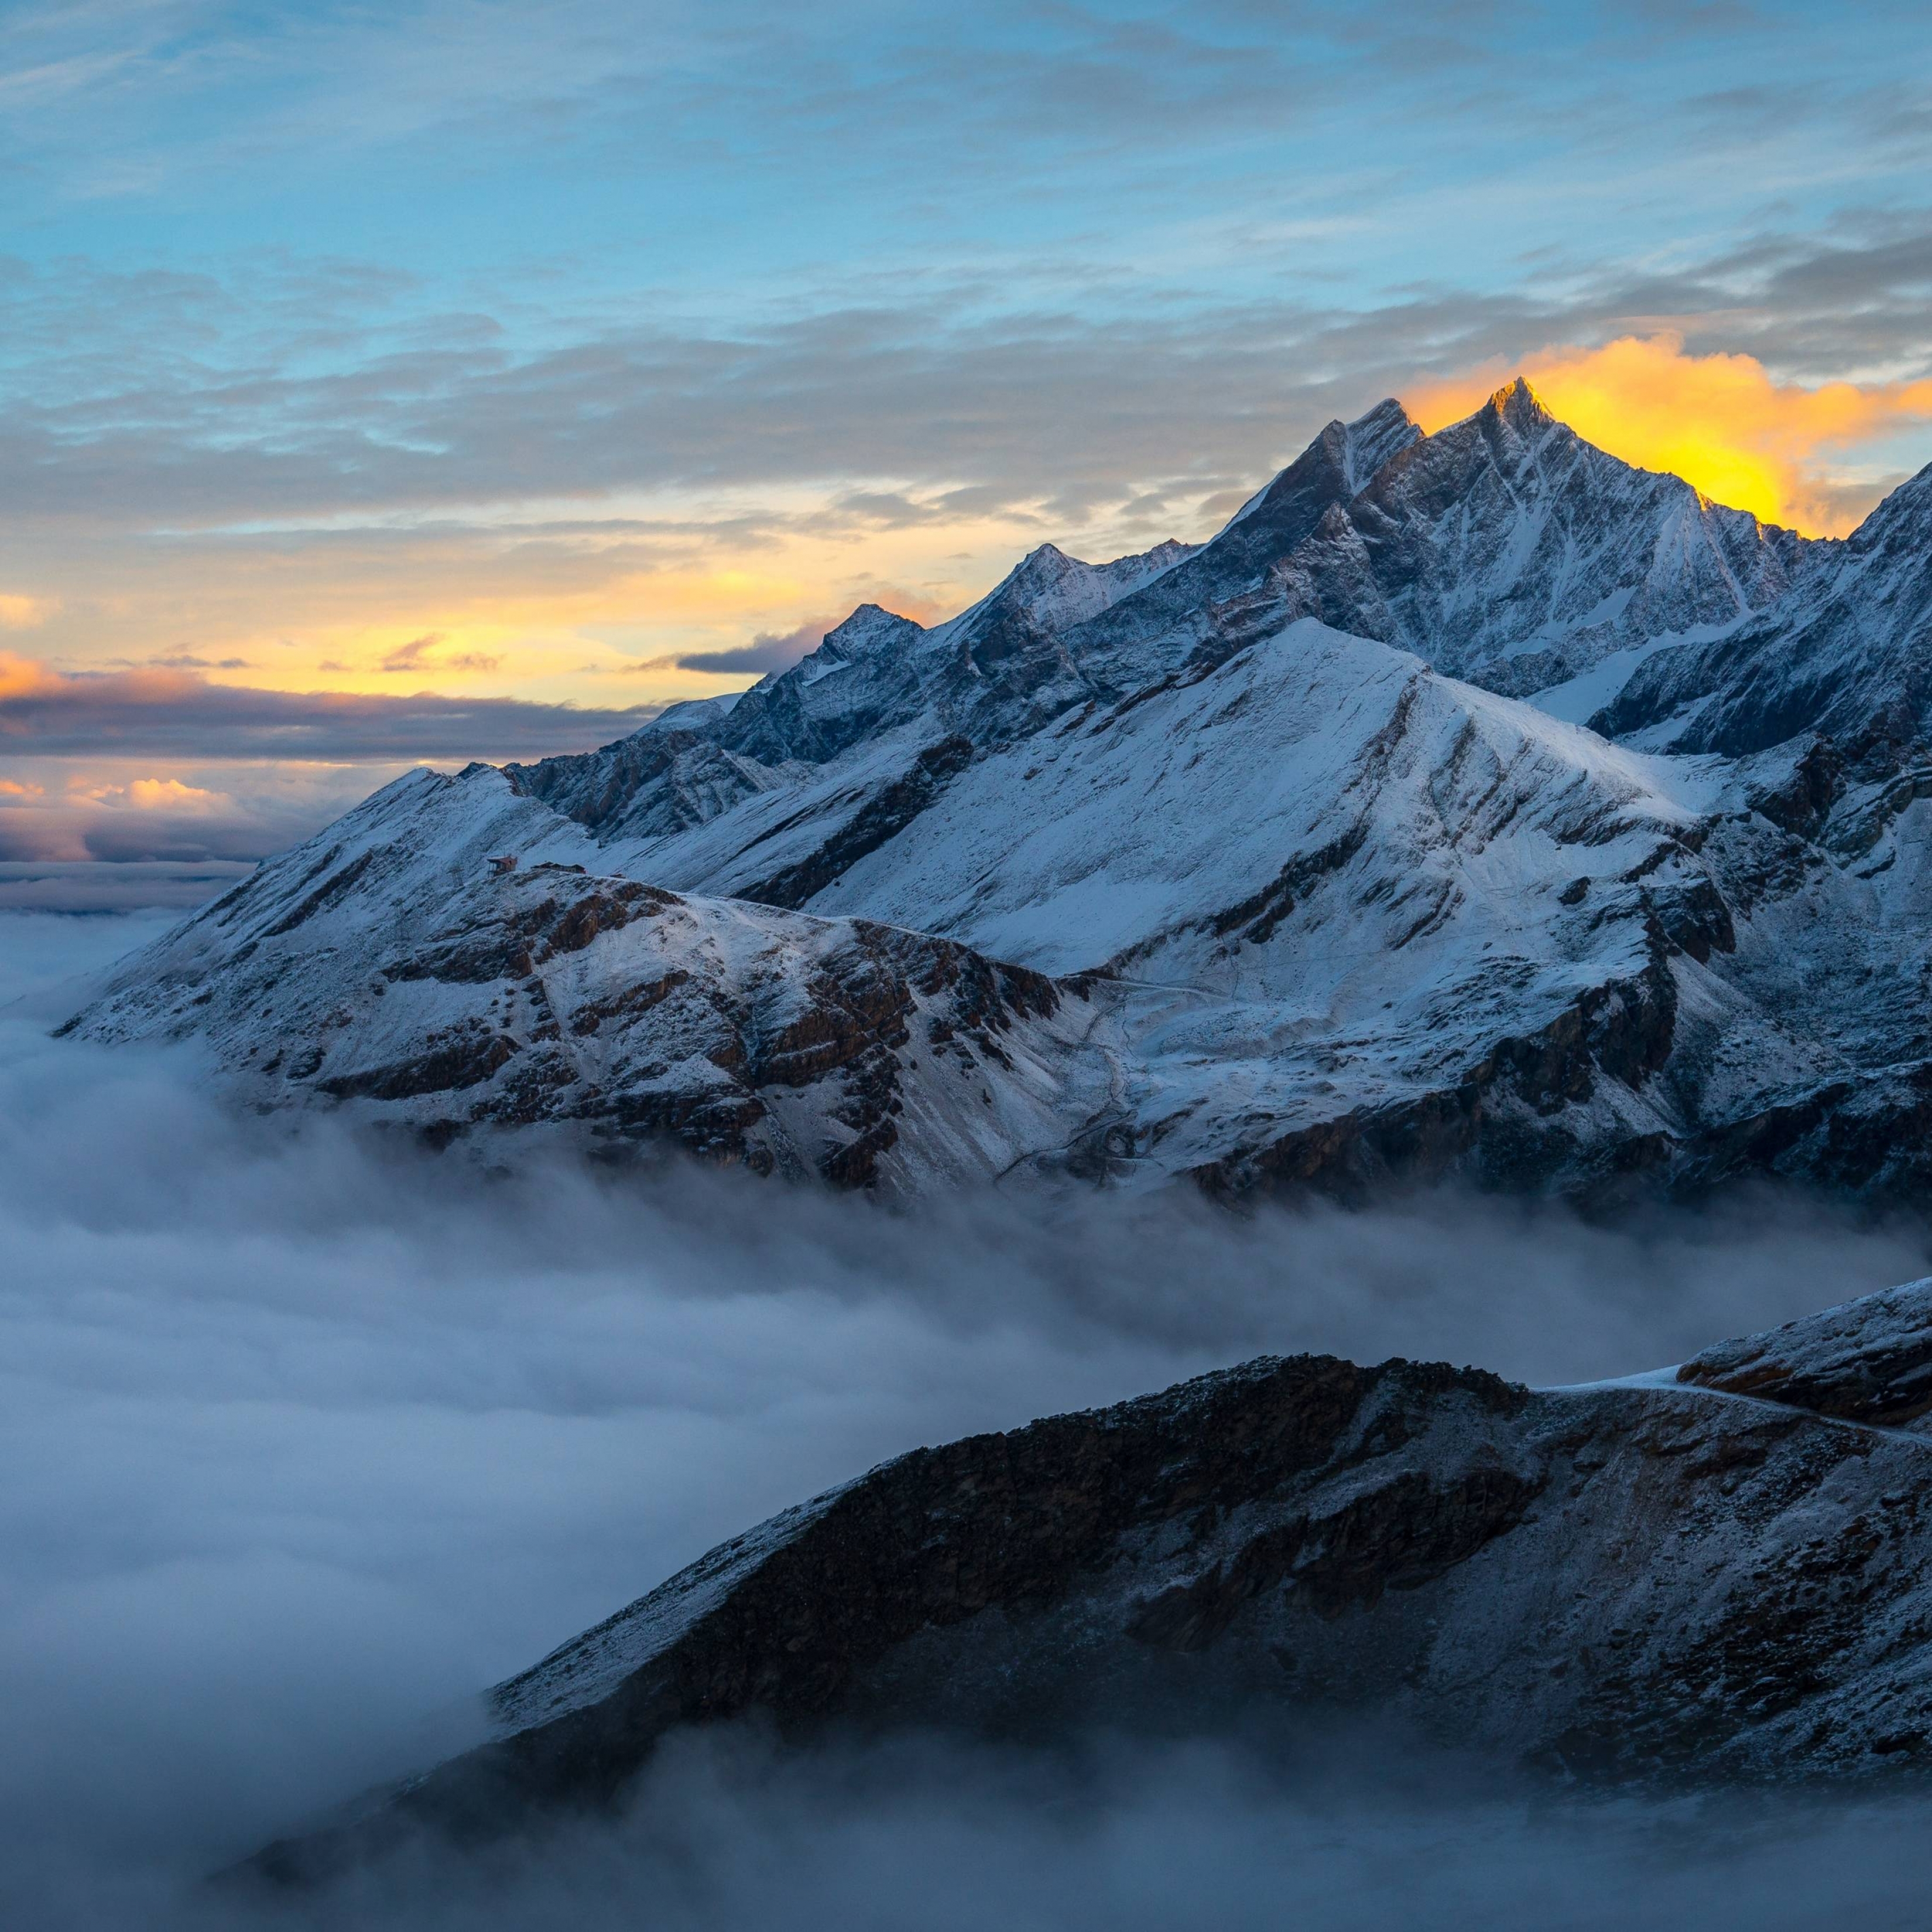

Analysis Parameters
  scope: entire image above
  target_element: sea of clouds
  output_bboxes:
[8,904,1932,1928]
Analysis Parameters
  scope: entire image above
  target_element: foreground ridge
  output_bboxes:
[237,1276,1932,1886]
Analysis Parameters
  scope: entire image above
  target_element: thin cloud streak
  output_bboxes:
[0,657,660,760]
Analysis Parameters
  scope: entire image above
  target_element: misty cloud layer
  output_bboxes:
[193,1728,1932,1932]
[9,906,1932,1924]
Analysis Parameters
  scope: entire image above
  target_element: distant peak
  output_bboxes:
[1487,376,1555,430]
[1351,396,1414,431]
[1340,397,1420,492]
[825,602,923,647]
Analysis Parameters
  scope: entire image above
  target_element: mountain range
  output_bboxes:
[67,378,1932,1205]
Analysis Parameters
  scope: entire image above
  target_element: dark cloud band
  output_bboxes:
[0,669,658,762]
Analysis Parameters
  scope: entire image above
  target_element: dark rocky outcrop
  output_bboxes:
[235,1279,1932,1889]
[1679,1277,1932,1425]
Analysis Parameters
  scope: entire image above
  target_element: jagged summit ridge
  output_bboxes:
[1487,372,1552,423]
[1599,458,1932,754]
[64,379,1932,1208]
[513,379,1813,827]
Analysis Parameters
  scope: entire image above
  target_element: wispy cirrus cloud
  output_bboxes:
[378,630,501,676]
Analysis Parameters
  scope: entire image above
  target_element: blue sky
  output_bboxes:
[4,0,1932,869]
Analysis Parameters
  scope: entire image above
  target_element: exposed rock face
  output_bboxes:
[63,381,1932,1205]
[1680,1277,1932,1426]
[238,1279,1932,1885]
[66,766,1113,1191]
[1297,380,1817,697]
[1057,398,1422,686]
[1600,461,1932,755]
[1066,381,1816,707]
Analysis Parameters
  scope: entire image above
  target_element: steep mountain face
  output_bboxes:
[74,609,1932,1203]
[794,618,1735,1193]
[1205,380,1818,705]
[238,1277,1932,1886]
[63,381,1932,1205]
[507,385,1817,908]
[1599,463,1932,755]
[68,765,1114,1190]
[1048,382,1818,713]
[1054,397,1421,681]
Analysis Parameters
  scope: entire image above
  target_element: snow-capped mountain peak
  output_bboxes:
[1485,373,1556,431]
[65,385,1932,1210]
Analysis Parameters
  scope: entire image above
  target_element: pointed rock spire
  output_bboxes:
[1339,397,1421,493]
[1486,376,1556,433]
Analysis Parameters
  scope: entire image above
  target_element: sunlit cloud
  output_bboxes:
[81,776,230,814]
[0,653,63,699]
[1407,335,1932,536]
[376,629,503,677]
[0,595,57,630]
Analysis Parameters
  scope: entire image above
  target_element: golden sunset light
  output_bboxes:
[21,6,1932,1919]
[1410,335,1932,536]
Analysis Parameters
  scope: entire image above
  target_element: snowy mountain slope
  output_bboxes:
[1326,380,1817,694]
[66,379,1932,1203]
[1598,461,1932,755]
[66,765,1116,1190]
[519,612,1932,1201]
[1678,1275,1932,1427]
[785,618,1731,1186]
[1023,381,1817,718]
[74,609,1932,1204]
[238,1277,1932,1883]
[800,618,1711,972]
[505,385,1808,895]
[511,383,1820,913]
[1051,398,1421,681]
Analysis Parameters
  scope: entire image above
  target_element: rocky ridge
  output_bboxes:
[64,379,1932,1204]
[68,765,1112,1190]
[1600,457,1932,755]
[239,1276,1932,1886]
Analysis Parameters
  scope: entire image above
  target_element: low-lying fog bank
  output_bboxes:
[8,906,1932,1926]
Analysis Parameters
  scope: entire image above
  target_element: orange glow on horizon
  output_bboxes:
[1408,336,1932,536]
